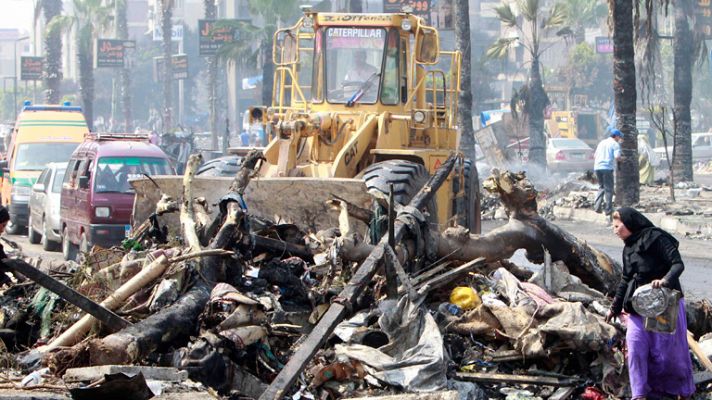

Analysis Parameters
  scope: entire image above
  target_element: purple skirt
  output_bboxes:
[625,298,695,398]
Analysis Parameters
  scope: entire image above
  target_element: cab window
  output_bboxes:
[63,159,80,188]
[380,29,399,105]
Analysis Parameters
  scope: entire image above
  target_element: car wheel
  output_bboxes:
[62,226,78,261]
[27,214,41,244]
[4,216,22,235]
[41,218,60,252]
[79,232,90,255]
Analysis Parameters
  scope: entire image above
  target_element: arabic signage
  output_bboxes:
[383,0,431,23]
[199,19,241,56]
[595,37,613,54]
[152,24,184,42]
[20,56,43,80]
[697,0,712,38]
[95,39,125,68]
[153,54,188,81]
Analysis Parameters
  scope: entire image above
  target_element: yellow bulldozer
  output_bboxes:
[133,7,480,236]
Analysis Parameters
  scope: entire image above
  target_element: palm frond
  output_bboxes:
[45,14,74,35]
[544,3,567,28]
[486,37,518,59]
[494,4,518,27]
[517,0,540,22]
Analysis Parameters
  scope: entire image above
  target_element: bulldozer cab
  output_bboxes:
[133,9,480,237]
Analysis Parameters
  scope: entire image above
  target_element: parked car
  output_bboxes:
[545,138,595,173]
[60,133,175,261]
[28,162,67,251]
[653,132,712,167]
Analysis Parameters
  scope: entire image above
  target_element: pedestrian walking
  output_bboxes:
[605,207,695,399]
[593,129,623,215]
[0,206,13,286]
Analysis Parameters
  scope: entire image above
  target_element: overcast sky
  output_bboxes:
[0,0,34,35]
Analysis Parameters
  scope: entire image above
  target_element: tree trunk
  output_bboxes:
[261,36,274,106]
[117,0,132,132]
[43,0,62,104]
[454,0,475,162]
[204,0,218,150]
[161,0,173,131]
[78,41,94,131]
[672,1,693,182]
[612,0,639,205]
[526,58,548,169]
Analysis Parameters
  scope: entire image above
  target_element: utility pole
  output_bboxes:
[14,36,30,118]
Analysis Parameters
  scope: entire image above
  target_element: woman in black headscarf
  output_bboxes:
[605,207,694,399]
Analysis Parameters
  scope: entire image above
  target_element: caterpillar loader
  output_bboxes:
[132,7,480,236]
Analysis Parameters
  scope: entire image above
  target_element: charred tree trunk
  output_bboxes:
[161,0,173,131]
[673,0,694,182]
[612,0,639,205]
[339,170,621,294]
[526,58,548,170]
[43,0,62,104]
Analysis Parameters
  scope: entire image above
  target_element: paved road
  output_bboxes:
[483,219,711,301]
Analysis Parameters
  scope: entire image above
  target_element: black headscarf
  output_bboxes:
[0,206,9,224]
[617,207,678,251]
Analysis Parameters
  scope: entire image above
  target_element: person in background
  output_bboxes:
[638,135,659,186]
[240,130,250,147]
[593,129,623,216]
[606,207,695,400]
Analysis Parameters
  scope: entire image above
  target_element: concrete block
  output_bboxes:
[63,365,188,383]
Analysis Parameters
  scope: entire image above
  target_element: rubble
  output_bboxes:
[1,153,712,399]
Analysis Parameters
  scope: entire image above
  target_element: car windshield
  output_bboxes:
[14,143,79,171]
[52,170,65,193]
[325,27,386,104]
[550,139,588,149]
[94,157,171,194]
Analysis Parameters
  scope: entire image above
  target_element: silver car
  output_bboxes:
[28,162,67,251]
[546,138,595,173]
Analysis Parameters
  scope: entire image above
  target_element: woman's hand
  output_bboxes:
[605,309,616,323]
[651,279,667,288]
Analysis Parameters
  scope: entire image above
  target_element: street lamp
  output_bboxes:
[14,35,30,118]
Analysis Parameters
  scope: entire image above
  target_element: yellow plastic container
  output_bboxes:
[450,286,481,310]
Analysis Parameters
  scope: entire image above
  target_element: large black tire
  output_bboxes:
[4,215,22,235]
[455,159,482,234]
[27,214,41,244]
[197,155,242,177]
[41,217,60,252]
[361,160,436,243]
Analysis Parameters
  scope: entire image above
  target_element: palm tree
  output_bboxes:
[48,0,113,131]
[160,0,174,131]
[203,0,218,149]
[611,0,639,205]
[247,0,299,105]
[115,0,132,132]
[41,0,63,104]
[487,0,567,169]
[671,0,694,182]
[561,0,607,44]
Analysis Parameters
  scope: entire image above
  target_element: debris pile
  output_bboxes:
[2,154,712,399]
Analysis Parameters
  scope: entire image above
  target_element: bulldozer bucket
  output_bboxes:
[131,176,372,235]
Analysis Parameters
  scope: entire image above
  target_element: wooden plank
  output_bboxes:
[694,371,712,385]
[415,257,486,292]
[688,331,712,372]
[258,154,458,400]
[3,259,130,332]
[455,372,579,387]
[548,387,576,400]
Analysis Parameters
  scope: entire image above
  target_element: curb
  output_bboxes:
[552,206,712,237]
